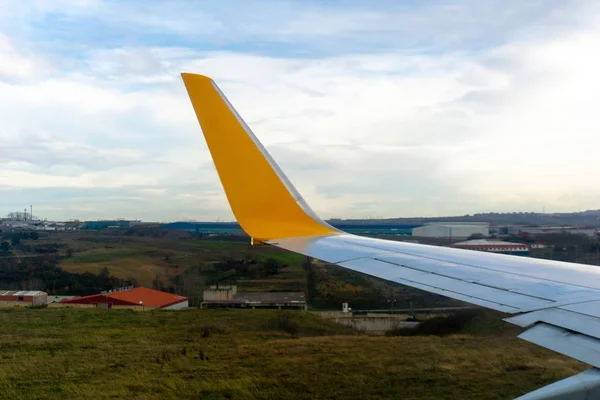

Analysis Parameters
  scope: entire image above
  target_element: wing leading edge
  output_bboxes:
[181,72,600,399]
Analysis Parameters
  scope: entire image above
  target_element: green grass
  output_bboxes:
[255,252,306,266]
[50,233,309,294]
[186,240,249,250]
[68,249,150,264]
[0,308,585,399]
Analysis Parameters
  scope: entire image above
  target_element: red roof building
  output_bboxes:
[450,239,529,255]
[60,287,188,309]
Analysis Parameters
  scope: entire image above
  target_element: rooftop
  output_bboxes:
[451,239,528,248]
[423,222,489,227]
[202,291,306,306]
[0,290,46,296]
[62,287,187,308]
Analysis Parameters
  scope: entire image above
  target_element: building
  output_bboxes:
[450,239,529,256]
[80,220,139,230]
[412,222,489,238]
[503,225,598,238]
[530,243,548,249]
[202,285,238,301]
[0,220,33,230]
[60,287,188,310]
[0,290,48,307]
[46,295,76,304]
[201,285,306,309]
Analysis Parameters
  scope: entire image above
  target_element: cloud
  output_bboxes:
[1,132,145,172]
[1,1,600,221]
[0,34,52,82]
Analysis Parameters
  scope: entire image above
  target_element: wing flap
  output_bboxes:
[271,234,600,313]
[514,368,600,400]
[339,257,543,312]
[519,323,600,369]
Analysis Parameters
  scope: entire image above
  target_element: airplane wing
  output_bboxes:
[181,72,600,400]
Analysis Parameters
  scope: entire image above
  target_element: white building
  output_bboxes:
[0,290,48,306]
[412,222,489,239]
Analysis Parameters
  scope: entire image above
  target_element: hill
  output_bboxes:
[331,210,600,227]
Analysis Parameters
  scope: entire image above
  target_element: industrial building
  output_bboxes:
[0,290,48,307]
[46,295,76,304]
[412,222,489,238]
[502,225,598,238]
[201,285,306,309]
[60,287,188,310]
[450,239,529,256]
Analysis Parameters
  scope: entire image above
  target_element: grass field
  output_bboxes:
[47,233,306,290]
[27,232,463,308]
[0,308,585,400]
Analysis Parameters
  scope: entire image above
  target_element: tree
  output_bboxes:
[11,236,20,246]
[273,312,299,338]
[0,241,10,253]
[264,257,283,275]
[29,232,39,240]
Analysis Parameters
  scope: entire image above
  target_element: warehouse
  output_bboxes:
[504,225,598,237]
[201,285,306,309]
[60,287,188,310]
[0,290,48,307]
[412,222,489,238]
[450,239,529,256]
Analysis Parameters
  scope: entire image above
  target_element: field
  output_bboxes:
[2,231,591,398]
[44,233,306,291]
[24,231,456,309]
[0,307,585,400]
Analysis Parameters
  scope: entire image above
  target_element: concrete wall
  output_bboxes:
[203,285,237,301]
[164,300,189,310]
[33,293,47,305]
[325,315,420,335]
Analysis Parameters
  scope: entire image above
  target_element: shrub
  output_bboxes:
[272,311,299,338]
[188,323,225,338]
[386,310,484,337]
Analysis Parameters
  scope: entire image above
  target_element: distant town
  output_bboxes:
[2,208,600,237]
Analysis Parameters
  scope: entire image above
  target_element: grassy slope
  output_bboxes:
[51,233,305,290]
[0,308,585,400]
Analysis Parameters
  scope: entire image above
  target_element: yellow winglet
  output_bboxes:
[181,73,340,242]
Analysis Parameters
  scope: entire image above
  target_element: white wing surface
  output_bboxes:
[181,72,600,400]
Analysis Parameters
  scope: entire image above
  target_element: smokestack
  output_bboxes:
[24,208,27,221]
[30,205,32,221]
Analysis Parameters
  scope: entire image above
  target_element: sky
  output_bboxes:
[1,0,600,222]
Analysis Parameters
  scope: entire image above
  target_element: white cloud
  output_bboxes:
[1,1,600,220]
[0,34,52,81]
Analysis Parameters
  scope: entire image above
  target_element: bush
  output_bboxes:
[188,323,226,338]
[386,310,484,337]
[272,311,299,338]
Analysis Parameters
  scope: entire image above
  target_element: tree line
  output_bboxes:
[0,254,136,296]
